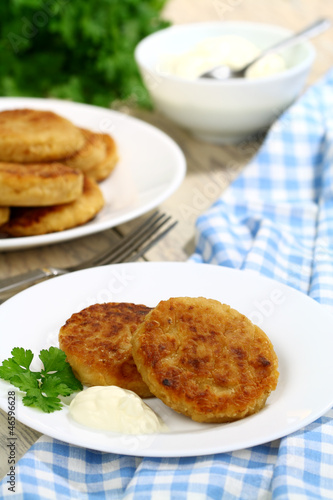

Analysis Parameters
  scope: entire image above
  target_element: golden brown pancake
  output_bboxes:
[65,128,107,172]
[132,297,279,423]
[1,176,104,236]
[0,162,84,206]
[85,133,119,182]
[0,207,10,226]
[59,302,153,398]
[0,109,85,163]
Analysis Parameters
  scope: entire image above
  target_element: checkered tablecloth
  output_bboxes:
[1,68,333,499]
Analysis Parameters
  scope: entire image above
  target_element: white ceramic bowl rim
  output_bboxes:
[135,20,316,86]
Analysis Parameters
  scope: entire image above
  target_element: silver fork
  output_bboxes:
[0,211,177,300]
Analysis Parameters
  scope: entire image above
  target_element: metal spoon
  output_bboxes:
[199,18,331,80]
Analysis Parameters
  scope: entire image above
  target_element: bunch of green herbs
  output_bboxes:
[0,0,170,108]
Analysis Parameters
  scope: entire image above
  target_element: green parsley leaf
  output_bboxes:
[45,366,83,392]
[41,374,75,398]
[10,371,40,393]
[23,391,63,413]
[9,347,34,370]
[0,348,34,380]
[0,347,83,413]
[39,347,82,392]
[40,346,68,373]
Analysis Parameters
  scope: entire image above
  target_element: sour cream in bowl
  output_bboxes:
[160,34,287,80]
[135,21,315,144]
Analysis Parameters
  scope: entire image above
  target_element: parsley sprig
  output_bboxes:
[0,347,83,413]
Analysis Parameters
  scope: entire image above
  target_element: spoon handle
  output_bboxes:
[244,18,331,71]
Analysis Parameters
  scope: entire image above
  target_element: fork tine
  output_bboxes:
[71,211,164,271]
[93,213,173,266]
[99,219,177,266]
[125,221,178,263]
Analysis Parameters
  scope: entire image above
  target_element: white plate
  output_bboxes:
[0,98,186,251]
[1,262,333,457]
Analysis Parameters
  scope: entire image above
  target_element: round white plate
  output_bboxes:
[0,98,186,251]
[1,262,333,457]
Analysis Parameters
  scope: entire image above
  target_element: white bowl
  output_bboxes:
[135,21,315,144]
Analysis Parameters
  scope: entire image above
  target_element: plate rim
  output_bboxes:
[0,97,186,251]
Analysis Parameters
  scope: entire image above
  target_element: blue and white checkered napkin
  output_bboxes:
[2,69,333,499]
[192,68,333,311]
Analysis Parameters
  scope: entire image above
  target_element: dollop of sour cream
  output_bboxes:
[69,386,167,434]
[159,35,286,80]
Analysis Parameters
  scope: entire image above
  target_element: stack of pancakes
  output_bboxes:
[59,297,279,424]
[0,109,118,237]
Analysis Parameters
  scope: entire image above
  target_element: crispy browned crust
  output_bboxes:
[59,302,153,398]
[65,128,107,172]
[0,162,84,206]
[1,176,104,236]
[132,297,279,423]
[85,133,119,182]
[0,109,85,162]
[0,207,10,226]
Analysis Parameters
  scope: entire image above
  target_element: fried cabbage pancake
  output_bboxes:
[86,133,119,182]
[132,297,279,423]
[65,128,107,172]
[0,109,85,162]
[59,302,153,398]
[0,207,10,226]
[0,162,84,206]
[1,177,104,236]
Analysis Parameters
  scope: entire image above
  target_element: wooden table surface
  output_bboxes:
[0,0,332,481]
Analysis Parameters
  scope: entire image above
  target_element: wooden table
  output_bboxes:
[0,0,331,481]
